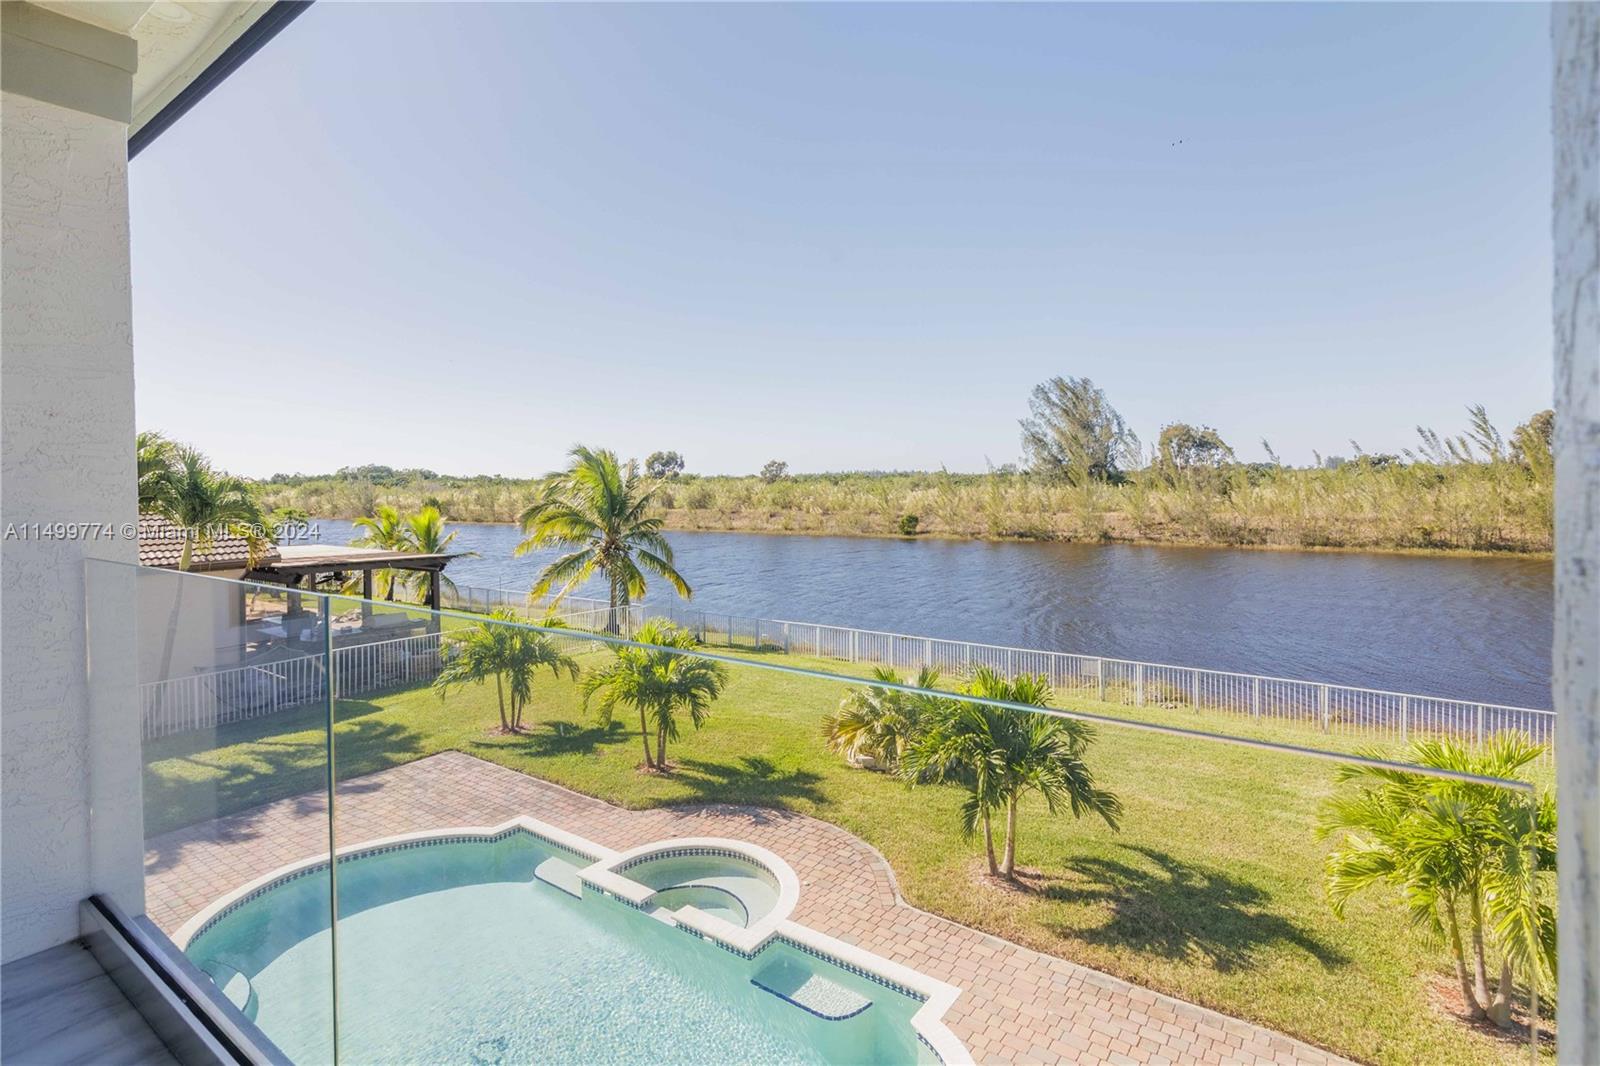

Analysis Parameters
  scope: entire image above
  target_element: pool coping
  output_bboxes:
[172,815,970,1066]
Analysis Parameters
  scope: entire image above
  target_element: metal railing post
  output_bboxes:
[1191,669,1200,710]
[1096,658,1106,701]
[925,638,933,669]
[1476,704,1485,748]
[1251,676,1260,719]
[1136,663,1145,707]
[1319,685,1330,732]
[1401,696,1410,744]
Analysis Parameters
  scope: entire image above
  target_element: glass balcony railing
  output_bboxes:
[85,560,1552,1066]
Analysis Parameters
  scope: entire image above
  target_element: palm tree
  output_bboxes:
[1318,735,1555,1028]
[823,666,943,770]
[517,446,690,633]
[399,505,474,601]
[581,619,727,770]
[903,668,1122,880]
[159,446,269,571]
[433,610,578,733]
[136,430,178,514]
[350,504,408,600]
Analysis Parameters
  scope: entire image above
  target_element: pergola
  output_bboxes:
[242,544,464,613]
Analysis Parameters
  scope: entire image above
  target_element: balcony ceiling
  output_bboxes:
[30,0,274,137]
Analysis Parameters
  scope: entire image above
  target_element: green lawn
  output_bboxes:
[144,645,1549,1066]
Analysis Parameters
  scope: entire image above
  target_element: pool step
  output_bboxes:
[533,856,584,898]
[751,959,872,1021]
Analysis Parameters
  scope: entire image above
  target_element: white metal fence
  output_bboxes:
[441,584,1558,759]
[142,585,1557,760]
[140,631,444,740]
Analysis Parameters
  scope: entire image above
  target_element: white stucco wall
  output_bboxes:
[1,88,141,962]
[1553,6,1600,1063]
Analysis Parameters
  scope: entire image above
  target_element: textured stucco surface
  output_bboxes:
[1,89,140,963]
[1553,6,1600,1062]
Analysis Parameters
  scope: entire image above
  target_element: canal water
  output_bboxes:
[305,519,1552,708]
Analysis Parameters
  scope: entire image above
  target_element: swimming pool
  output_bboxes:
[179,821,967,1065]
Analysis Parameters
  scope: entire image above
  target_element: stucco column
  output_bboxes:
[1,4,142,961]
[1554,5,1600,1062]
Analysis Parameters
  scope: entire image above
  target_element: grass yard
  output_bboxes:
[144,644,1550,1066]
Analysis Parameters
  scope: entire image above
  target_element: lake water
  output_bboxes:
[304,519,1552,709]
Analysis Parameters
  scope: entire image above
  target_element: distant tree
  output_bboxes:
[1510,409,1554,476]
[897,514,920,536]
[760,460,790,483]
[1156,423,1234,472]
[1019,377,1140,485]
[646,451,686,479]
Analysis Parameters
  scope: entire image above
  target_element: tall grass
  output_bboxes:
[259,457,1551,554]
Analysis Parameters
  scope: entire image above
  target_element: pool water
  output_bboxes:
[186,835,928,1065]
[627,852,781,929]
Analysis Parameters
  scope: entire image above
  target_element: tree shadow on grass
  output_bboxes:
[1031,843,1347,974]
[142,716,426,869]
[665,755,828,809]
[469,719,629,758]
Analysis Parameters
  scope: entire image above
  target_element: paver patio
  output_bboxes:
[145,751,1347,1066]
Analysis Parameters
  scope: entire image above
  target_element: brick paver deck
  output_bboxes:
[146,752,1345,1066]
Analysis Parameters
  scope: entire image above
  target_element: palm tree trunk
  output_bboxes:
[656,722,668,770]
[1000,796,1019,879]
[607,573,620,635]
[981,809,998,876]
[495,674,508,732]
[1442,896,1482,1017]
[1468,889,1495,1019]
[1488,957,1515,1029]
[638,706,654,768]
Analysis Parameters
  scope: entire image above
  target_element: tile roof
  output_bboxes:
[137,514,279,571]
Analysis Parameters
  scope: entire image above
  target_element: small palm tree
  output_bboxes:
[581,619,727,770]
[434,610,578,733]
[517,446,691,633]
[159,446,269,571]
[1318,735,1555,1028]
[823,666,943,770]
[903,668,1121,880]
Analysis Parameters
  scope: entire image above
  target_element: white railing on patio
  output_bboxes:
[441,583,1558,760]
[140,631,444,740]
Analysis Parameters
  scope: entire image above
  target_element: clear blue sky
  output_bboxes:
[130,2,1552,478]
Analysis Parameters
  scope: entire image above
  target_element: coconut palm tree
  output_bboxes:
[823,666,944,770]
[1318,735,1555,1028]
[903,668,1122,880]
[159,445,269,571]
[433,610,578,733]
[580,619,726,770]
[516,446,690,633]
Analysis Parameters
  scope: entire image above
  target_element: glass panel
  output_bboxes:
[301,588,1548,1066]
[86,560,337,1062]
[101,565,1548,1064]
